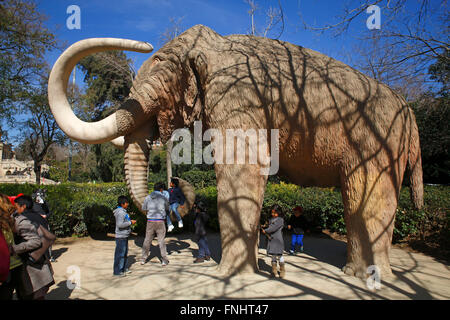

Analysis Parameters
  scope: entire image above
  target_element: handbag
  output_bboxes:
[29,225,56,263]
[0,231,10,282]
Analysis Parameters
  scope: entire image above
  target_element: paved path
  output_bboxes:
[46,233,450,300]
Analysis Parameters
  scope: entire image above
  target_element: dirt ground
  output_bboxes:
[45,232,450,300]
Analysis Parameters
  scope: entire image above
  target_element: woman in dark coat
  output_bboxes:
[262,205,286,278]
[11,195,55,300]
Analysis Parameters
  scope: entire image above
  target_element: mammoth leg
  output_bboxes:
[215,163,268,275]
[340,164,398,279]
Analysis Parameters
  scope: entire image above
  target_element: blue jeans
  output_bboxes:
[113,238,128,275]
[167,202,182,227]
[197,235,211,258]
[290,234,304,252]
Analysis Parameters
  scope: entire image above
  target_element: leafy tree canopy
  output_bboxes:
[0,0,57,126]
[78,51,135,119]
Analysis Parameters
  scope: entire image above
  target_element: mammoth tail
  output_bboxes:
[407,110,424,210]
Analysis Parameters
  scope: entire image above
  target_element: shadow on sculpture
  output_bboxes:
[48,25,424,280]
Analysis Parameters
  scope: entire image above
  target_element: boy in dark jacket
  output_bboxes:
[113,196,136,276]
[167,178,186,232]
[287,206,309,254]
[193,202,211,263]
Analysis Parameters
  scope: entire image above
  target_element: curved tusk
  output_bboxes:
[48,38,153,144]
[110,136,125,150]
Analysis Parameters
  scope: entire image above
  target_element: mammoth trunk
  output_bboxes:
[124,139,151,213]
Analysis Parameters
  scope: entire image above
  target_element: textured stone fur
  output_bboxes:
[83,25,424,278]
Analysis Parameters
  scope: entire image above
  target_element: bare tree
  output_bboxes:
[347,33,428,100]
[159,17,185,46]
[300,1,448,70]
[300,0,448,99]
[246,0,259,36]
[18,75,64,184]
[245,0,285,39]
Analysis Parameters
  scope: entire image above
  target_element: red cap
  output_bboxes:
[293,206,303,212]
[7,193,24,205]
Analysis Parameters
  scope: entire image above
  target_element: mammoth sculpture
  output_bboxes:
[48,25,423,279]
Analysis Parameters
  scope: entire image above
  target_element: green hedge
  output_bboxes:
[172,181,449,253]
[0,183,147,237]
[0,182,448,258]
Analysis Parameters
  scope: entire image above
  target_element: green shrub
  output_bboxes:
[181,170,216,189]
[195,186,219,231]
[0,182,137,237]
[0,182,447,257]
[262,182,345,233]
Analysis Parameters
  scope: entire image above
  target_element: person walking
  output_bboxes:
[262,205,286,278]
[141,182,170,266]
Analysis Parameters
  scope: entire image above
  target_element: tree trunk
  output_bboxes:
[34,161,42,185]
[68,140,73,181]
[166,139,173,187]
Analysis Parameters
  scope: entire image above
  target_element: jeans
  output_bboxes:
[290,234,304,252]
[113,238,128,275]
[197,235,211,258]
[167,202,182,227]
[142,221,168,261]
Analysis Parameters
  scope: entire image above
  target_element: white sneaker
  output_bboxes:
[168,225,174,232]
[178,220,183,228]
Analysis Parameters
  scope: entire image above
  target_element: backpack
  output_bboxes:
[28,224,56,264]
[0,231,10,282]
[15,214,56,264]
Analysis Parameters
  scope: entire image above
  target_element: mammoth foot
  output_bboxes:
[342,263,367,279]
[342,262,393,280]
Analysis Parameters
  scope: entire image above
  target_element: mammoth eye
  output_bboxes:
[151,57,161,67]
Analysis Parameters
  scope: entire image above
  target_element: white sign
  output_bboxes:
[66,5,81,30]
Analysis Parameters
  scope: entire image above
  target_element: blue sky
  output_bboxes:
[4,0,437,147]
[2,0,432,143]
[38,0,378,85]
[36,0,441,88]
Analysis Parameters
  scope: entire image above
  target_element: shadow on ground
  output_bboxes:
[46,232,450,300]
[51,247,68,260]
[46,281,81,300]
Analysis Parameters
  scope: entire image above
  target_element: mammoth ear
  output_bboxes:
[183,50,207,122]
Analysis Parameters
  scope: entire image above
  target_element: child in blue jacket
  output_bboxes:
[167,178,186,232]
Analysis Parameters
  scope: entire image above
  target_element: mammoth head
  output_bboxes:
[47,26,216,212]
